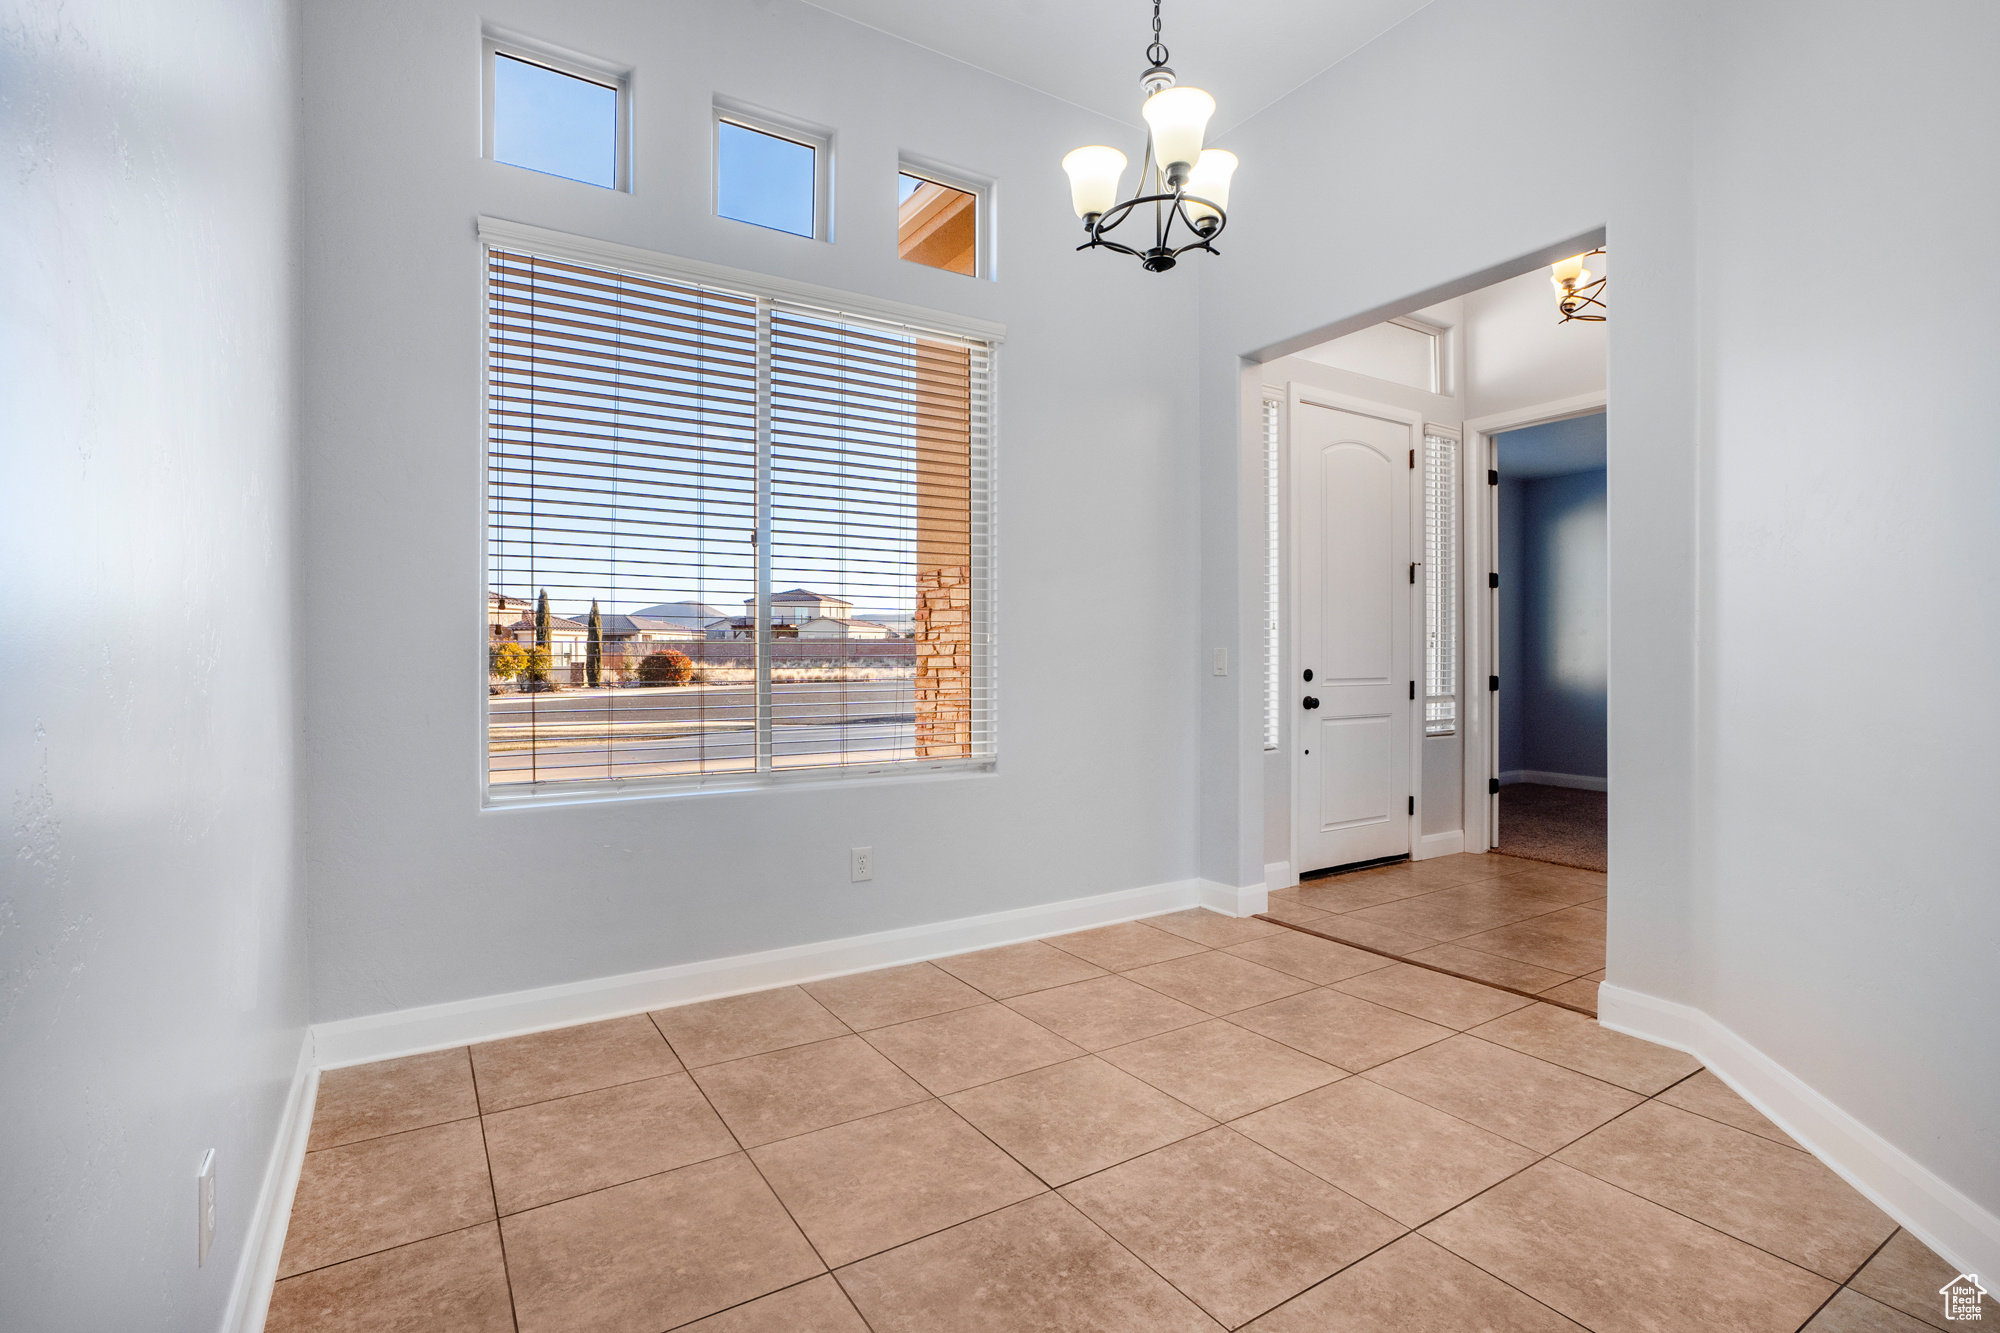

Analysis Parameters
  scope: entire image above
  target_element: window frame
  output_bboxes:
[481,30,631,192]
[712,99,834,242]
[897,155,993,280]
[476,217,1004,808]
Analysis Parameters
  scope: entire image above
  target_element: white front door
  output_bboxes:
[1294,398,1414,873]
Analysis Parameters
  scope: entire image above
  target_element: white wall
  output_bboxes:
[1200,0,1997,1270]
[0,1,306,1327]
[1694,0,2000,1241]
[300,0,1202,1023]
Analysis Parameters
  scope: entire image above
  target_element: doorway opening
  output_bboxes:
[1255,237,1608,1011]
[1487,411,1607,871]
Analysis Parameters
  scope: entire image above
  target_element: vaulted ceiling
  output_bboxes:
[801,0,1436,134]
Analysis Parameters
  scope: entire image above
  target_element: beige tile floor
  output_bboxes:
[269,883,1991,1333]
[1269,852,1611,1013]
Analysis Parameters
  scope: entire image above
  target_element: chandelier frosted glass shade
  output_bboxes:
[1549,248,1608,322]
[1141,86,1216,180]
[1181,150,1237,226]
[1062,146,1129,218]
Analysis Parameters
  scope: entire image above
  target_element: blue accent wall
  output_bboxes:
[1497,415,1608,782]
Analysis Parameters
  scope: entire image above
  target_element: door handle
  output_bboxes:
[1302,696,1320,710]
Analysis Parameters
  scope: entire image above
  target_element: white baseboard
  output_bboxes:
[223,1031,318,1333]
[1598,983,1998,1281]
[1416,831,1465,860]
[1263,861,1296,891]
[312,877,1204,1069]
[1499,769,1607,791]
[1200,879,1270,918]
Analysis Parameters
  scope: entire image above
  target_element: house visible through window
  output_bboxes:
[898,172,978,275]
[716,118,819,238]
[490,53,620,189]
[485,245,994,795]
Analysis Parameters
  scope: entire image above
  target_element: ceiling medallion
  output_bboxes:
[1061,1,1236,272]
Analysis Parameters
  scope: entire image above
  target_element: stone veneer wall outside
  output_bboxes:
[914,339,973,757]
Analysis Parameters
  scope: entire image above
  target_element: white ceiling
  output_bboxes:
[801,0,1437,134]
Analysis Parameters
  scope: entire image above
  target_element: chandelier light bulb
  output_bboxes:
[1141,86,1215,183]
[1062,145,1128,219]
[1182,149,1237,228]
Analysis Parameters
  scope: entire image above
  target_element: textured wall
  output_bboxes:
[0,1,305,1326]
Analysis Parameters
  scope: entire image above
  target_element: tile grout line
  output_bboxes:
[647,1005,882,1328]
[1785,1229,1900,1333]
[1254,914,1599,1017]
[467,1052,526,1333]
[1278,884,1607,978]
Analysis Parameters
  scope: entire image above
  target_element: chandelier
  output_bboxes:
[1550,249,1607,322]
[1061,1,1236,272]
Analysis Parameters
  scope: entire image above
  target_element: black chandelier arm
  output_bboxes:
[1088,191,1227,243]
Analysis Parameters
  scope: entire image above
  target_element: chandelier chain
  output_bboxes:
[1147,0,1169,68]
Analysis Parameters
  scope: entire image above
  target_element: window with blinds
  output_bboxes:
[1262,397,1282,751]
[485,244,994,796]
[1423,431,1458,736]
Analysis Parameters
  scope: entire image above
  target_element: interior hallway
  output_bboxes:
[268,908,1986,1332]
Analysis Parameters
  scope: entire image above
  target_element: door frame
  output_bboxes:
[1459,390,1608,853]
[1287,383,1428,878]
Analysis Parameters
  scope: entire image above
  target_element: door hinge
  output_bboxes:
[1409,562,1417,585]
[1489,674,1500,692]
[1488,571,1499,589]
[1409,448,1416,469]
[1489,777,1501,795]
[1408,680,1416,700]
[1408,795,1415,815]
[1488,468,1499,485]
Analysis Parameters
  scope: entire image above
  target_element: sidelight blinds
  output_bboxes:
[1263,397,1283,751]
[485,243,994,796]
[1423,431,1458,736]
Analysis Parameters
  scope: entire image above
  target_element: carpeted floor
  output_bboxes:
[1497,782,1607,872]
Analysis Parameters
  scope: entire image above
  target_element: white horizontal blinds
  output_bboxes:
[767,306,984,770]
[486,246,992,792]
[1263,398,1282,750]
[1423,432,1458,736]
[487,249,760,786]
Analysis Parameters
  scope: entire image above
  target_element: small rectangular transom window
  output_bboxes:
[898,170,980,276]
[715,109,827,239]
[484,39,626,190]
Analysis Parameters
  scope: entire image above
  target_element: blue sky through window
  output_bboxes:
[493,55,618,189]
[898,173,924,203]
[717,121,816,238]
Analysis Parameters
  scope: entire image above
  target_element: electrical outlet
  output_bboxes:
[197,1149,216,1267]
[850,846,873,882]
[1213,648,1228,676]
